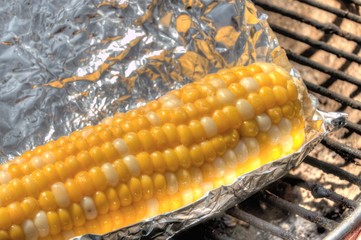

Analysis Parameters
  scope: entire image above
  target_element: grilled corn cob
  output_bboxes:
[0,62,305,240]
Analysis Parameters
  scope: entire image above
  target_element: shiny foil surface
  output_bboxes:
[0,0,344,239]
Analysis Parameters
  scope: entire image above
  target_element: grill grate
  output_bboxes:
[174,0,361,239]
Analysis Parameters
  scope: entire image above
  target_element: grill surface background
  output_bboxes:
[173,0,361,239]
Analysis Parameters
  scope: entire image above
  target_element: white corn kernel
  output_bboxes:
[123,155,141,176]
[22,219,39,240]
[213,158,226,178]
[233,141,248,163]
[256,62,275,73]
[0,170,11,184]
[145,112,161,126]
[243,138,260,158]
[236,99,255,120]
[34,211,50,237]
[51,182,70,208]
[256,114,272,132]
[42,152,56,164]
[224,150,238,168]
[216,88,236,104]
[240,77,260,93]
[30,156,45,168]
[165,172,178,195]
[268,125,282,145]
[182,190,194,205]
[146,198,159,217]
[190,167,203,185]
[112,138,129,156]
[281,135,294,153]
[208,78,227,88]
[200,117,217,138]
[81,196,98,220]
[101,163,119,186]
[278,118,292,135]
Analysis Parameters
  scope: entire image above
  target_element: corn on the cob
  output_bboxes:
[0,62,305,240]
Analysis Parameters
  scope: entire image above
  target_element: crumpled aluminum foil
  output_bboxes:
[0,0,346,239]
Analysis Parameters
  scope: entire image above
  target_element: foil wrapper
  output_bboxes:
[0,0,346,239]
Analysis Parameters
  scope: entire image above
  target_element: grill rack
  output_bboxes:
[174,0,361,239]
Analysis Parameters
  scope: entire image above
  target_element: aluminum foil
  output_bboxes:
[0,0,345,239]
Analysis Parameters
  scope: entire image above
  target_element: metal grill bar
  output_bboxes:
[304,156,361,187]
[253,0,361,44]
[263,191,339,231]
[346,0,361,5]
[321,137,361,161]
[286,50,361,88]
[227,208,296,240]
[283,177,358,209]
[269,24,361,64]
[324,205,361,240]
[304,80,361,110]
[345,120,361,135]
[297,0,361,24]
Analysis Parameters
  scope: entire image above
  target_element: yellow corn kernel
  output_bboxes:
[89,167,107,191]
[7,202,25,224]
[38,191,58,212]
[136,153,154,175]
[58,209,73,231]
[117,184,132,207]
[152,174,167,196]
[74,172,95,197]
[9,225,24,240]
[93,192,109,215]
[7,179,25,204]
[162,124,179,147]
[176,169,191,190]
[150,127,168,149]
[182,103,199,119]
[101,142,118,160]
[194,98,212,115]
[287,81,298,101]
[223,106,242,128]
[228,83,247,99]
[267,107,283,124]
[239,120,259,137]
[69,204,86,227]
[47,211,61,235]
[247,93,266,115]
[177,125,194,146]
[128,178,142,202]
[163,149,179,172]
[0,230,9,240]
[63,156,80,177]
[273,86,288,105]
[64,180,83,203]
[170,108,188,125]
[253,73,273,87]
[211,136,227,156]
[201,141,217,163]
[140,175,154,200]
[21,197,40,219]
[123,133,142,153]
[212,110,230,134]
[137,130,154,152]
[259,86,276,109]
[189,120,206,142]
[190,145,205,167]
[150,152,167,173]
[106,188,121,211]
[181,88,202,103]
[174,145,192,168]
[113,159,131,182]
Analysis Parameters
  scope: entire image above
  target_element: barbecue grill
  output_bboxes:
[174,0,361,239]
